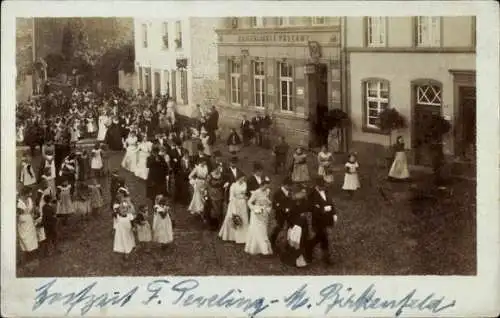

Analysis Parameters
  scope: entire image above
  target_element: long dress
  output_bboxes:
[56,185,75,215]
[18,197,42,249]
[121,135,139,172]
[291,152,310,183]
[218,181,249,244]
[20,163,37,188]
[188,164,209,215]
[91,148,104,170]
[135,141,152,180]
[113,213,136,254]
[245,189,273,255]
[89,184,104,210]
[388,143,410,180]
[18,211,39,252]
[152,206,174,244]
[317,151,333,177]
[97,115,109,141]
[201,135,211,156]
[342,161,361,190]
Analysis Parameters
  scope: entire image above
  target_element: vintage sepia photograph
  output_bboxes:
[14,14,477,278]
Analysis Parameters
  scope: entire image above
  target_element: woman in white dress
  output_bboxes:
[245,181,273,255]
[17,204,39,256]
[97,110,110,141]
[388,136,410,181]
[342,153,361,196]
[121,130,139,173]
[113,202,136,260]
[16,124,25,144]
[90,143,104,177]
[18,187,43,249]
[135,133,152,180]
[166,98,176,126]
[19,156,37,190]
[200,130,211,156]
[188,160,209,216]
[317,145,333,177]
[219,175,249,244]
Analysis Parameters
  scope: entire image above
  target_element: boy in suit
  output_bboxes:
[270,177,293,249]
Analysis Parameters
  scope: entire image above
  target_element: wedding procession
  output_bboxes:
[15,16,476,276]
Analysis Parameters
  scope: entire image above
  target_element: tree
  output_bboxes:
[377,108,406,146]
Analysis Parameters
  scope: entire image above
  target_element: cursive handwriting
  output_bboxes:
[33,279,138,316]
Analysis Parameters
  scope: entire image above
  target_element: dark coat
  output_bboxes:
[146,154,169,200]
[272,188,293,224]
[246,174,268,197]
[308,188,336,229]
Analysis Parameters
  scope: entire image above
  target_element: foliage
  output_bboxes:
[423,114,451,144]
[377,108,406,132]
[323,108,350,130]
[45,53,66,78]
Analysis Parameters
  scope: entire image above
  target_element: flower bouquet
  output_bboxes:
[231,214,243,229]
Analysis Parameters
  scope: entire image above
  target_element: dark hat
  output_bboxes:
[230,156,239,163]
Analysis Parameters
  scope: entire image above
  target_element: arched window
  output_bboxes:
[361,78,390,129]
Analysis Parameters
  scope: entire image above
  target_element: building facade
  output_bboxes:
[134,18,222,117]
[345,16,476,165]
[215,17,343,146]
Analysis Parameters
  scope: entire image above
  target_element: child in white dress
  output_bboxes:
[135,204,152,245]
[113,202,136,260]
[342,153,360,196]
[91,143,104,178]
[152,198,174,249]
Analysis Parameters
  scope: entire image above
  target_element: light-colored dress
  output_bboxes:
[41,156,57,194]
[17,126,25,143]
[152,206,174,244]
[17,199,40,251]
[219,181,249,244]
[136,213,152,242]
[57,185,75,215]
[87,117,96,133]
[121,135,139,172]
[342,161,361,190]
[113,213,136,254]
[97,115,109,141]
[20,163,37,187]
[91,149,103,170]
[89,184,104,209]
[245,189,273,255]
[201,135,211,156]
[188,164,209,215]
[389,147,410,180]
[135,141,152,180]
[317,151,333,176]
[291,152,310,183]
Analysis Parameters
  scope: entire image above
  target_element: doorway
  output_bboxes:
[154,71,161,96]
[306,63,329,147]
[458,86,476,162]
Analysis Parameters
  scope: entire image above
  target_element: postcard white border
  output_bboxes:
[2,1,499,317]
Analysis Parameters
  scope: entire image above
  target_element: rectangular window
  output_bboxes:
[279,62,293,111]
[180,70,188,104]
[278,17,290,26]
[162,22,169,49]
[250,17,264,27]
[253,60,265,108]
[364,80,389,128]
[175,21,182,49]
[312,17,326,25]
[366,17,386,47]
[416,16,441,47]
[230,60,241,105]
[141,23,148,48]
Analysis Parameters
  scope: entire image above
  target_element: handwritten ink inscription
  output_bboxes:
[32,279,456,317]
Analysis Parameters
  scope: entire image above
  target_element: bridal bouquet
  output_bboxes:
[231,214,243,229]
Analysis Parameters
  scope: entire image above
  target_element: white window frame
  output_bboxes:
[162,22,169,49]
[253,60,265,108]
[175,21,183,49]
[312,17,326,25]
[141,23,148,48]
[416,84,442,106]
[366,17,387,47]
[278,17,290,27]
[279,62,293,112]
[230,60,241,106]
[250,17,264,28]
[416,16,441,47]
[365,80,389,128]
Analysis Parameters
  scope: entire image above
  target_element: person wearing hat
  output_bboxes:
[175,151,194,206]
[306,177,338,265]
[226,128,242,155]
[270,177,294,249]
[246,162,271,220]
[146,145,169,206]
[223,156,244,203]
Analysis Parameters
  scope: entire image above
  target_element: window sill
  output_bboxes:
[362,126,388,135]
[273,111,307,121]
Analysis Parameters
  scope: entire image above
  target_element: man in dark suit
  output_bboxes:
[306,177,337,265]
[175,151,194,205]
[246,162,268,198]
[273,136,289,174]
[207,106,219,145]
[169,141,184,173]
[270,177,293,249]
[251,115,262,146]
[42,194,60,255]
[223,156,244,203]
[240,115,252,146]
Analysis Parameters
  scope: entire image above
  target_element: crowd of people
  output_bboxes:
[17,85,411,270]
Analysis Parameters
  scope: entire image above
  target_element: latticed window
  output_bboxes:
[367,17,386,47]
[250,17,263,27]
[230,60,241,105]
[416,16,441,47]
[253,61,265,107]
[278,17,290,26]
[364,80,389,128]
[279,62,293,111]
[416,85,442,106]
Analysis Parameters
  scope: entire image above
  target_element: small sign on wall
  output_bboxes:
[297,87,304,95]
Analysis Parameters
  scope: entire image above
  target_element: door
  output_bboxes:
[306,63,329,147]
[144,68,151,94]
[154,72,161,96]
[459,86,476,161]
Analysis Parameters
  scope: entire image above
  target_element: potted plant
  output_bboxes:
[422,114,452,187]
[324,108,350,153]
[376,108,406,165]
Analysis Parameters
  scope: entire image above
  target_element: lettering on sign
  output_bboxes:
[237,34,310,43]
